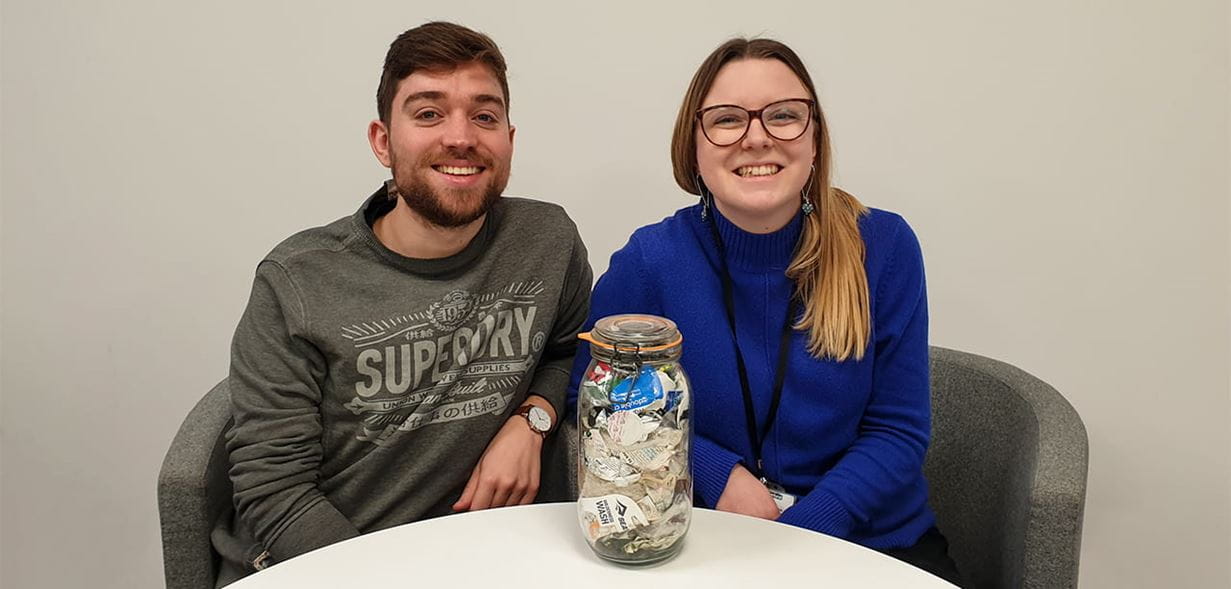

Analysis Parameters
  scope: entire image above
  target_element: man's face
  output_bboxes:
[370,61,515,228]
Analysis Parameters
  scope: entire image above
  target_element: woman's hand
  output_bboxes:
[715,463,780,520]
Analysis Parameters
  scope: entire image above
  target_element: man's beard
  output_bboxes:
[390,147,508,228]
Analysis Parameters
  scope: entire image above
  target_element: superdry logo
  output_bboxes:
[339,281,548,446]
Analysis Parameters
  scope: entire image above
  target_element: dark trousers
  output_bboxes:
[878,527,966,587]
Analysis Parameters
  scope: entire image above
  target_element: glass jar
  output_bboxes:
[576,314,691,565]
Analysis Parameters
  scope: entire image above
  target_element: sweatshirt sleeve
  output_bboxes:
[777,218,931,537]
[225,261,360,564]
[527,228,593,420]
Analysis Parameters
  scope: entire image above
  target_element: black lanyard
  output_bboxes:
[707,216,798,481]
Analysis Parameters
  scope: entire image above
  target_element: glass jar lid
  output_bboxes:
[579,314,682,362]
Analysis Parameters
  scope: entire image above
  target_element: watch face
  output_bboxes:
[527,406,551,432]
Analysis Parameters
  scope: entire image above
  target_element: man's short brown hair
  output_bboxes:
[376,22,510,124]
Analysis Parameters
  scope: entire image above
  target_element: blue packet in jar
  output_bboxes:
[608,365,664,411]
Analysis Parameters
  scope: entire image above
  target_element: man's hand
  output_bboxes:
[452,407,546,512]
[715,463,780,520]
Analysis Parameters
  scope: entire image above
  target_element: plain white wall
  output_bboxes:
[2,1,1228,587]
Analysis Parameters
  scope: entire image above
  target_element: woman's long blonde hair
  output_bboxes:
[670,38,870,361]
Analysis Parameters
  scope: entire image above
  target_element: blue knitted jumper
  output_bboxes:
[568,203,936,549]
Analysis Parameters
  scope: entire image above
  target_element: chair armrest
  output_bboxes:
[158,380,233,589]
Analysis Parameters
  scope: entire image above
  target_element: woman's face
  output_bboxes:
[695,58,817,233]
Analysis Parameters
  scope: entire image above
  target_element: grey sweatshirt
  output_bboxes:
[223,186,591,566]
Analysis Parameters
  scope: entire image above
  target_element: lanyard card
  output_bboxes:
[763,480,797,514]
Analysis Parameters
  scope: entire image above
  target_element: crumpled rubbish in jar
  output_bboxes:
[579,362,690,552]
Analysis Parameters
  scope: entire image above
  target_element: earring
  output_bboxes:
[801,164,816,216]
[695,174,712,221]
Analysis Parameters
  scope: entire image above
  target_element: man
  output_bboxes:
[214,22,591,583]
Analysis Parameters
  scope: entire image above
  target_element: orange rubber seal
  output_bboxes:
[578,331,683,353]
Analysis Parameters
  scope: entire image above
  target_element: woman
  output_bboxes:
[567,38,961,584]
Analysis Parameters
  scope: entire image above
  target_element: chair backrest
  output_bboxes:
[926,346,1088,589]
[158,380,234,589]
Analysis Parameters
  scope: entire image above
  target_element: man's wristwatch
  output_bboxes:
[514,404,552,439]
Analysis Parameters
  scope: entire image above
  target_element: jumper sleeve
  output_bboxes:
[527,228,593,420]
[778,219,931,537]
[690,434,744,508]
[565,232,745,507]
[226,262,360,563]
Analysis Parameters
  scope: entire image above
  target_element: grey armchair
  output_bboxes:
[561,346,1088,588]
[157,379,577,589]
[925,346,1088,588]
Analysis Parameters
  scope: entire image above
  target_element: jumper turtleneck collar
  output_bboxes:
[710,205,804,272]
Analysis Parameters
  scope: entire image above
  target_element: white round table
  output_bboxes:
[230,503,955,588]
